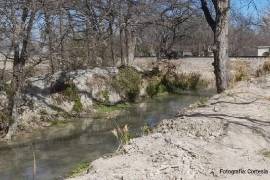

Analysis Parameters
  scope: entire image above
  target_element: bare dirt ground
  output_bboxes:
[69,75,270,180]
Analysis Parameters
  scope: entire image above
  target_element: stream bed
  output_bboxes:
[0,92,213,180]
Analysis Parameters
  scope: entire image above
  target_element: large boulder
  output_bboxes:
[71,68,121,105]
[25,67,122,112]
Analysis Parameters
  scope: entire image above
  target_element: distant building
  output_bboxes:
[203,46,214,57]
[257,46,270,56]
[182,50,193,57]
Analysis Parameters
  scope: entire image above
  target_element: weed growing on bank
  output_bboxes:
[146,76,162,97]
[112,67,141,102]
[162,72,208,92]
[141,124,153,135]
[112,124,131,147]
[62,83,83,113]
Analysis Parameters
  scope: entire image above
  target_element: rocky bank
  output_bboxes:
[0,61,210,137]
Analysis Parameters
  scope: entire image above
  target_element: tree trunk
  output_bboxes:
[0,52,10,82]
[59,0,64,69]
[119,20,125,65]
[85,20,91,66]
[201,0,230,93]
[126,28,136,65]
[44,12,55,74]
[108,0,115,66]
[124,26,129,65]
[212,1,230,93]
[109,17,115,66]
[5,44,24,140]
[5,4,36,140]
[213,17,229,93]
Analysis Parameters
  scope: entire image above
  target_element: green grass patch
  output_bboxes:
[95,103,130,114]
[67,161,91,178]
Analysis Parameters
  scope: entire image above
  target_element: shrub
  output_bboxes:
[73,98,83,113]
[63,84,78,101]
[162,72,179,92]
[146,83,159,97]
[0,111,9,135]
[62,83,83,113]
[256,68,264,77]
[228,61,250,86]
[158,84,167,94]
[256,61,270,77]
[263,61,270,72]
[188,73,201,90]
[146,76,162,97]
[233,63,249,82]
[162,72,203,92]
[112,66,141,102]
[101,90,109,103]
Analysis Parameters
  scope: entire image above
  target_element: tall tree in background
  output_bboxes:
[200,0,230,93]
[5,0,37,139]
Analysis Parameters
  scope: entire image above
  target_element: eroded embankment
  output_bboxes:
[69,75,270,180]
[0,61,211,138]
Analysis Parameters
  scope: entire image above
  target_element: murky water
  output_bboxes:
[0,92,213,180]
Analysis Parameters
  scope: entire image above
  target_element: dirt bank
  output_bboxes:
[69,75,270,180]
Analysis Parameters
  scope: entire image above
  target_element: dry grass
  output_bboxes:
[231,61,250,83]
[256,60,270,77]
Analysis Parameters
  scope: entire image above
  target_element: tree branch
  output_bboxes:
[200,0,216,32]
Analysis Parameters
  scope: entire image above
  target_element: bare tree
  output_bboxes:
[5,0,37,139]
[43,3,55,74]
[201,0,230,93]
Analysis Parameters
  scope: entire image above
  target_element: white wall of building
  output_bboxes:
[258,47,270,56]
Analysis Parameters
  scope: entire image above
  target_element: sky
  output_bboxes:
[232,0,269,16]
